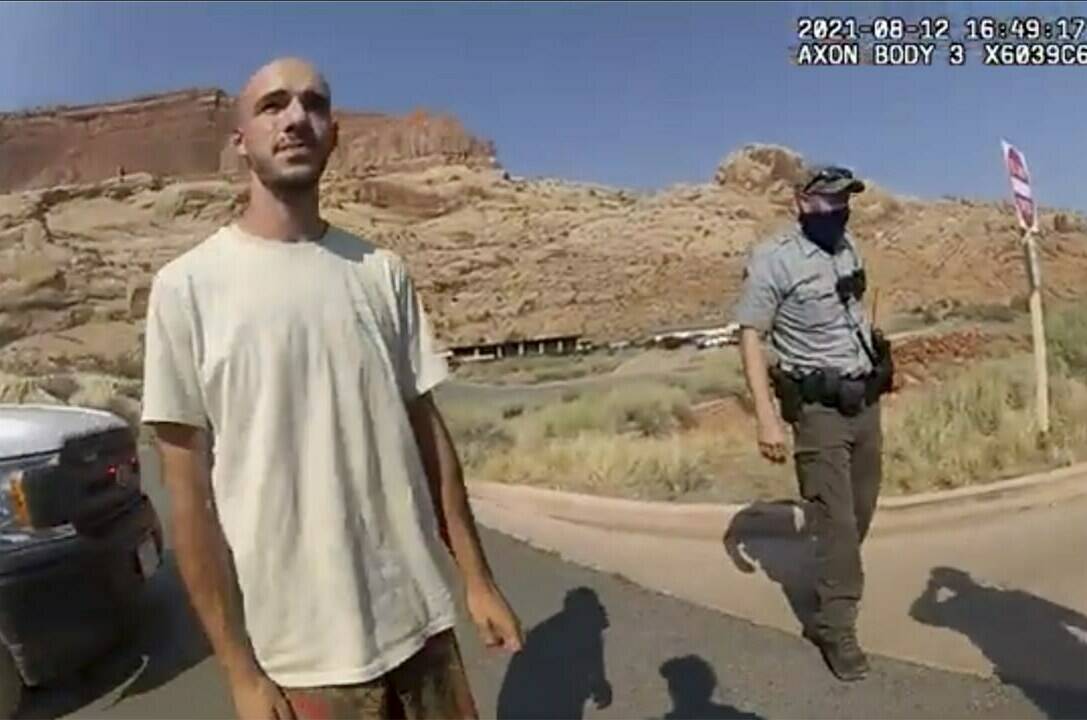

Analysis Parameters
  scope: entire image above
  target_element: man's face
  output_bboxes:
[233,59,338,192]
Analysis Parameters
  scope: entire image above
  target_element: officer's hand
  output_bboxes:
[757,417,788,464]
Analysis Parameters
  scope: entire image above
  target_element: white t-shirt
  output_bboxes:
[140,223,460,688]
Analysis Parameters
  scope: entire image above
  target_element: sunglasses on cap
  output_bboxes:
[801,166,858,195]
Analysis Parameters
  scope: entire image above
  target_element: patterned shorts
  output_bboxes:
[283,630,479,720]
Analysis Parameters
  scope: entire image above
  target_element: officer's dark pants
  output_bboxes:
[792,399,882,637]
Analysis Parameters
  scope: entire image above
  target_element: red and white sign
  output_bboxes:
[1001,139,1038,232]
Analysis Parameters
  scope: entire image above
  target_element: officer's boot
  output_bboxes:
[803,626,869,682]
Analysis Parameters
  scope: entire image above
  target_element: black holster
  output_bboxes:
[772,364,886,420]
[869,328,895,400]
[769,366,802,424]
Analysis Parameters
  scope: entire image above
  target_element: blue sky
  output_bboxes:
[1,0,1084,210]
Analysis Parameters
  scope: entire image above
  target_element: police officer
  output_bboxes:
[733,165,893,682]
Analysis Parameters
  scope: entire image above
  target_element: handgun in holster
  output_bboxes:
[768,365,802,424]
[869,328,895,398]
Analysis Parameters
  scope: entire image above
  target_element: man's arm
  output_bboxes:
[406,392,523,651]
[740,328,788,464]
[740,327,778,429]
[141,275,293,718]
[407,392,495,589]
[152,423,260,680]
[151,423,292,718]
[733,246,788,464]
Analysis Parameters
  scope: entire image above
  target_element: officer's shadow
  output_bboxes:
[497,587,612,720]
[722,500,817,633]
[652,655,764,720]
[910,567,1087,719]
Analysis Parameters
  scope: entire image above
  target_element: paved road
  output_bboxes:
[16,535,1054,720]
[12,456,1077,719]
[472,479,1087,691]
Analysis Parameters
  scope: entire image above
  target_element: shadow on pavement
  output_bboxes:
[909,566,1087,720]
[722,500,816,631]
[16,552,210,719]
[497,587,611,720]
[654,655,763,720]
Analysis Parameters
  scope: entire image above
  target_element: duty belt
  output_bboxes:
[770,365,887,420]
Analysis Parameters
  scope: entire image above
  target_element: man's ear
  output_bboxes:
[231,128,248,159]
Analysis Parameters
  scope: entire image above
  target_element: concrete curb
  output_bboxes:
[468,461,1087,541]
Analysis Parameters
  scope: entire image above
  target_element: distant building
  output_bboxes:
[647,322,740,349]
[442,334,588,363]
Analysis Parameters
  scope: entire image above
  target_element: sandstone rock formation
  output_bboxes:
[2,114,1087,383]
[0,89,495,193]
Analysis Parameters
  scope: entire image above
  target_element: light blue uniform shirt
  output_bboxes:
[734,223,874,377]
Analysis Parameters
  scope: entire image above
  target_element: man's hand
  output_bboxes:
[740,328,789,465]
[229,668,295,720]
[466,581,524,653]
[593,681,614,709]
[757,415,788,464]
[407,393,525,654]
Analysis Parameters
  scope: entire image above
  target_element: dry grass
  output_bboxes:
[442,402,516,470]
[448,303,1087,502]
[883,356,1087,494]
[664,350,747,402]
[517,382,693,442]
[858,299,1087,495]
[473,429,733,501]
[1047,298,1087,377]
[451,351,628,385]
[0,372,144,429]
[446,364,771,500]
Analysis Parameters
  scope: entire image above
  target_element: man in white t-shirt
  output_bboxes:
[141,57,523,720]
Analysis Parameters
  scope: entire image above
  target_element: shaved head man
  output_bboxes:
[141,58,523,720]
[233,58,337,198]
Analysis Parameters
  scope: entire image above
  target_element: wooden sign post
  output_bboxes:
[1023,228,1049,436]
[1002,139,1049,437]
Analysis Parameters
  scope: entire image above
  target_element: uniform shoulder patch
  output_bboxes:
[775,230,800,247]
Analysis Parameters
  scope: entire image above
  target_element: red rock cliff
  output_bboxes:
[0,88,496,192]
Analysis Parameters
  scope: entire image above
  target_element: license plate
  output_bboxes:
[137,537,160,579]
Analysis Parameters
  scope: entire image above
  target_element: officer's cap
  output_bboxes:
[797,165,866,196]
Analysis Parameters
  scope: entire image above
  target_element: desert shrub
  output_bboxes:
[670,351,746,402]
[518,382,691,442]
[1047,299,1087,376]
[884,355,1087,494]
[952,303,1018,324]
[472,430,727,501]
[97,352,144,379]
[37,374,80,401]
[442,404,515,470]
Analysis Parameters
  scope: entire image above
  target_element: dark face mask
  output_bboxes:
[800,208,850,254]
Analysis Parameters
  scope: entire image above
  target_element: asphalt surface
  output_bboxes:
[12,453,1069,719]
